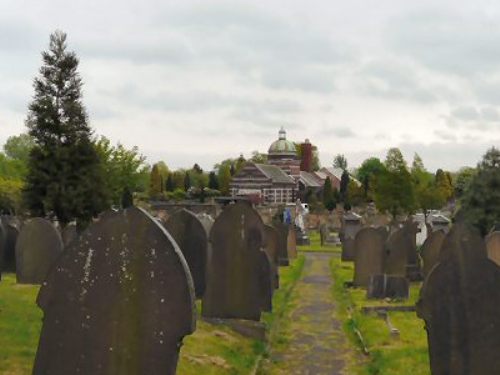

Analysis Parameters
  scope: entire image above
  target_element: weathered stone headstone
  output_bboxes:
[0,222,5,280]
[32,207,196,375]
[402,220,421,280]
[259,250,274,312]
[342,211,362,239]
[0,222,18,274]
[287,228,297,259]
[16,218,63,284]
[353,228,385,287]
[485,231,500,266]
[417,224,500,375]
[367,274,409,299]
[319,224,328,246]
[202,202,265,321]
[383,227,410,277]
[275,223,291,266]
[376,226,389,242]
[420,230,446,278]
[264,225,280,289]
[165,209,209,298]
[61,223,78,248]
[341,237,355,262]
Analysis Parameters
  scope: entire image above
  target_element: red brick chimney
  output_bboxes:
[300,139,312,172]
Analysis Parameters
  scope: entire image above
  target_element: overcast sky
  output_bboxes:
[2,0,500,171]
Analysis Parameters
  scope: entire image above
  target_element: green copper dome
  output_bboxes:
[268,127,297,155]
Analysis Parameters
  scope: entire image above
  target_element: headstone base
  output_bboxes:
[367,274,409,300]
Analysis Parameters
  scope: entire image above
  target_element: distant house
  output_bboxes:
[229,162,296,204]
[318,167,361,190]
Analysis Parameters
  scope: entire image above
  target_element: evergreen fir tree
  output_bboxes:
[165,174,175,192]
[208,171,219,190]
[149,163,162,198]
[24,31,107,227]
[340,170,350,202]
[184,171,191,192]
[121,186,134,208]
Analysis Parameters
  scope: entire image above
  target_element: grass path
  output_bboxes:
[260,252,349,375]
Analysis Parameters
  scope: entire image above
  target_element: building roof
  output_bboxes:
[268,127,297,156]
[255,163,296,185]
[321,167,362,186]
[299,171,322,188]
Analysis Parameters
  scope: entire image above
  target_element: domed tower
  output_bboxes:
[268,127,301,177]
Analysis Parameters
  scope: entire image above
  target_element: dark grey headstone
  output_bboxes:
[164,209,209,299]
[259,250,273,312]
[275,223,291,266]
[0,221,18,275]
[341,238,355,262]
[0,222,5,280]
[420,230,446,278]
[367,274,409,299]
[353,227,385,287]
[264,225,280,289]
[16,218,62,284]
[288,228,297,259]
[384,227,411,277]
[33,207,196,375]
[485,231,500,266]
[417,224,500,375]
[202,202,265,321]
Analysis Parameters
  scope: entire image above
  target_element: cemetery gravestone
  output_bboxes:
[259,250,274,312]
[341,237,356,262]
[342,212,362,240]
[165,209,209,298]
[275,223,291,266]
[420,230,446,278]
[16,218,62,284]
[264,225,280,289]
[287,228,297,259]
[367,274,409,300]
[1,222,18,273]
[0,222,5,280]
[383,227,410,277]
[417,224,500,375]
[32,207,196,375]
[353,228,385,287]
[202,202,265,321]
[485,231,500,267]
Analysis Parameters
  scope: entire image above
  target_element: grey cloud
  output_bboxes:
[451,106,479,121]
[331,127,356,138]
[447,105,500,129]
[388,9,500,77]
[434,129,457,142]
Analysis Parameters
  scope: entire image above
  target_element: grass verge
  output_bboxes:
[330,250,430,375]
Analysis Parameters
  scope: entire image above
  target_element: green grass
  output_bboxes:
[297,230,338,252]
[330,252,430,375]
[0,257,306,375]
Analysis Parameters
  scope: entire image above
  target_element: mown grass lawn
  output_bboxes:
[0,256,305,375]
[330,249,430,375]
[297,230,338,252]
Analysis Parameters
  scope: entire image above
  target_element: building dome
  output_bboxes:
[268,127,297,156]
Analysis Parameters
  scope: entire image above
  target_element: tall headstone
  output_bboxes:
[383,227,410,277]
[342,212,362,239]
[259,250,274,312]
[275,223,291,266]
[341,238,355,262]
[417,224,500,375]
[264,225,280,289]
[202,202,265,321]
[16,218,62,284]
[353,228,385,287]
[420,230,446,278]
[485,231,500,266]
[403,220,421,280]
[33,207,196,375]
[0,221,18,274]
[0,222,5,280]
[165,209,209,298]
[287,228,297,259]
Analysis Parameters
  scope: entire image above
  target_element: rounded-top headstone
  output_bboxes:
[420,230,446,278]
[486,231,500,266]
[353,227,385,287]
[32,207,196,375]
[202,202,266,321]
[16,218,62,284]
[61,223,78,248]
[164,209,209,298]
[264,224,280,289]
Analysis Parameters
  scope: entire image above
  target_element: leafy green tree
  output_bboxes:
[208,171,219,190]
[183,171,191,191]
[149,163,163,198]
[165,174,175,192]
[24,31,107,228]
[121,186,133,208]
[250,150,267,164]
[94,136,148,205]
[357,157,386,199]
[218,164,232,195]
[333,154,348,170]
[454,167,476,198]
[458,147,500,235]
[323,178,336,211]
[435,168,454,201]
[3,133,35,163]
[340,169,350,202]
[374,148,415,219]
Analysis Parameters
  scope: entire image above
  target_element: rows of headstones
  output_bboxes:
[340,213,500,374]
[0,202,297,374]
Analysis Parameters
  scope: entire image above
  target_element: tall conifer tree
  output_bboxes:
[24,31,107,228]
